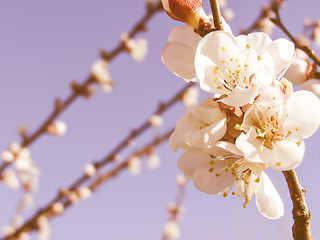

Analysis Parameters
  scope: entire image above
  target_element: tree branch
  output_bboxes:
[283,170,313,240]
[2,129,173,240]
[0,1,164,179]
[209,0,223,30]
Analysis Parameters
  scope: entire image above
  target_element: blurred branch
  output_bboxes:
[0,1,163,179]
[283,170,313,240]
[162,176,187,240]
[2,129,173,240]
[270,4,320,67]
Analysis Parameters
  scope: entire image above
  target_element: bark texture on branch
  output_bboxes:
[283,170,313,240]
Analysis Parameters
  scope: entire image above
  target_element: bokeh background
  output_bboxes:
[0,0,319,239]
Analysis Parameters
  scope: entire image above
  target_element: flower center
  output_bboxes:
[212,44,260,92]
[208,154,260,208]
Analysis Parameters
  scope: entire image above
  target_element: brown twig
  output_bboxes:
[0,1,163,178]
[283,170,313,240]
[2,129,173,240]
[270,5,320,67]
[209,0,223,30]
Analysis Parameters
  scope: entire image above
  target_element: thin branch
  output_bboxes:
[270,5,320,67]
[2,129,173,240]
[283,170,313,240]
[209,0,223,30]
[0,1,163,178]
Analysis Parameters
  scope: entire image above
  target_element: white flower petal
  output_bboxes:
[301,79,320,98]
[168,25,201,49]
[255,172,284,219]
[236,132,262,163]
[161,42,197,81]
[245,32,272,55]
[259,140,305,171]
[177,149,209,177]
[284,90,320,139]
[193,160,236,194]
[265,38,295,77]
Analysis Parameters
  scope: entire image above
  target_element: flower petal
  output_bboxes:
[161,42,197,81]
[168,25,201,50]
[245,32,272,55]
[265,38,295,77]
[193,159,236,194]
[255,172,284,219]
[177,149,209,177]
[259,140,305,171]
[284,90,320,139]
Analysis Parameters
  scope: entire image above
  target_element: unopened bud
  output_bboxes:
[161,0,210,30]
[47,121,67,136]
[1,151,15,163]
[51,202,64,215]
[176,174,187,187]
[77,186,92,200]
[83,163,96,177]
[128,156,141,176]
[149,114,164,127]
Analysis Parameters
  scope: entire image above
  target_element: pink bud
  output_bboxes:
[161,0,209,29]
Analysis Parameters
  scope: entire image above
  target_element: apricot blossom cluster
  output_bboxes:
[162,10,320,219]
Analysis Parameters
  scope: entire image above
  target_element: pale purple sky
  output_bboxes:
[0,0,319,239]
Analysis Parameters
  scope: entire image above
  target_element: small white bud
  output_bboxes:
[9,142,21,155]
[51,202,64,215]
[18,232,30,240]
[182,86,199,106]
[147,153,161,170]
[2,169,20,189]
[149,114,164,127]
[2,225,15,236]
[83,163,96,177]
[126,38,148,62]
[1,150,15,163]
[176,174,187,187]
[163,221,180,239]
[68,192,80,205]
[128,156,141,176]
[77,186,92,200]
[47,120,67,136]
[91,60,112,84]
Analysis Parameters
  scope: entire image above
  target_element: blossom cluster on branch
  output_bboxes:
[161,0,320,219]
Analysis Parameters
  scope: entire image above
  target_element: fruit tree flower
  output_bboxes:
[161,18,232,82]
[177,141,284,219]
[284,49,310,85]
[195,31,295,106]
[169,98,228,152]
[238,86,320,171]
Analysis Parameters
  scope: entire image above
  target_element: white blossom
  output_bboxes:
[169,98,227,152]
[182,86,199,106]
[195,31,294,106]
[125,38,148,62]
[47,120,67,136]
[284,49,310,85]
[1,150,15,163]
[178,142,284,219]
[239,86,320,170]
[128,156,141,176]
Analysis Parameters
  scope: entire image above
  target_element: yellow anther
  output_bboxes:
[296,128,300,131]
[234,124,242,131]
[246,44,251,49]
[216,173,221,177]
[230,58,233,61]
[209,160,215,165]
[213,66,220,74]
[276,162,281,166]
[213,76,218,83]
[258,55,262,61]
[217,86,223,89]
[232,192,235,195]
[209,167,214,172]
[296,142,302,146]
[223,192,228,197]
[222,46,227,52]
[259,147,264,152]
[221,60,226,64]
[255,177,260,183]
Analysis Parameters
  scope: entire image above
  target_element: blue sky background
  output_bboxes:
[0,0,319,239]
